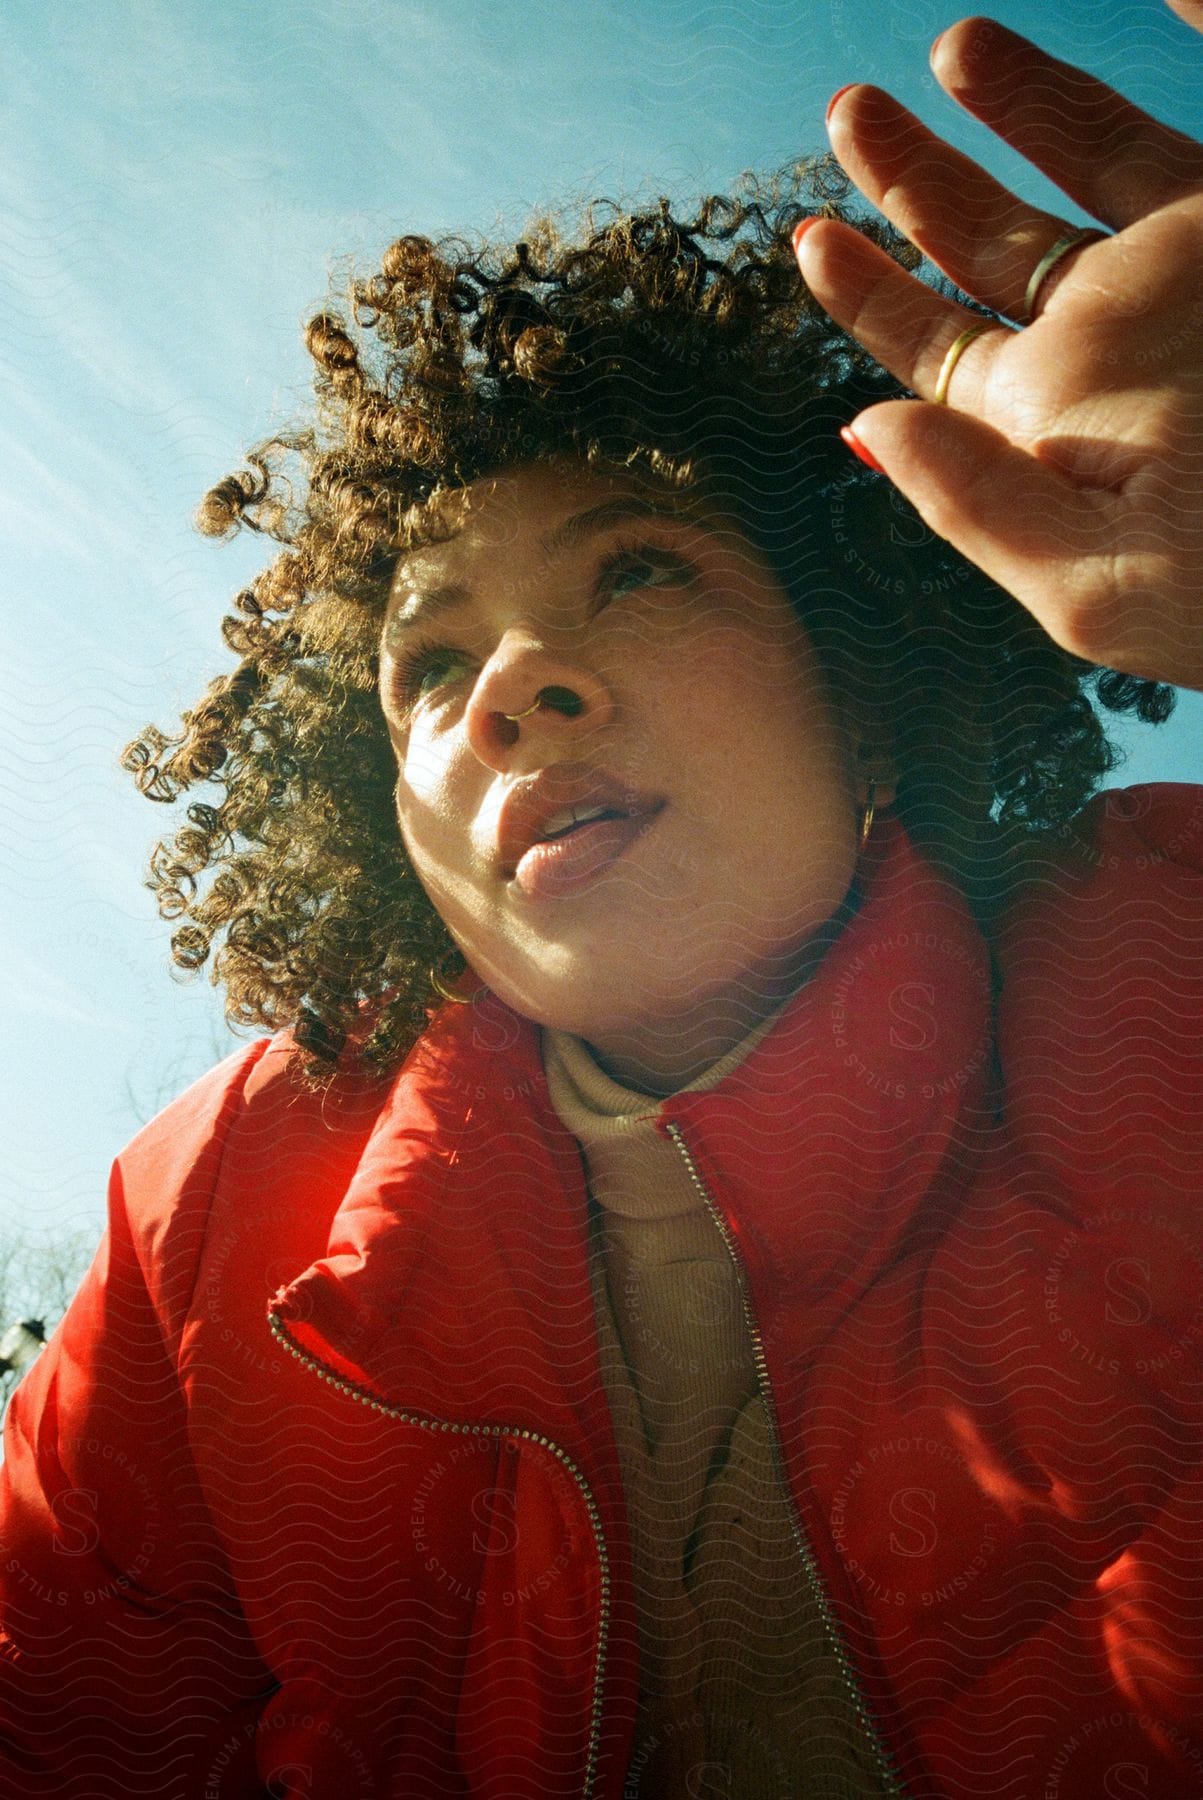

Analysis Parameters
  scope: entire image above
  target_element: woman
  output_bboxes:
[2,12,1202,1797]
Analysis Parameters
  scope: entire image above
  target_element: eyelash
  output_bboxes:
[388,538,696,713]
[595,537,695,603]
[390,642,475,709]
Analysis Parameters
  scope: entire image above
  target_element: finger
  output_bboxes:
[930,16,1203,228]
[1165,0,1203,31]
[795,218,1008,409]
[845,399,1140,672]
[825,83,1094,324]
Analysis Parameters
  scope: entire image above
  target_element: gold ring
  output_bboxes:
[503,699,542,721]
[1022,226,1107,324]
[933,321,993,407]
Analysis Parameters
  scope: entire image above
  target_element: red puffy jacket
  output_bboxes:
[2,785,1202,1799]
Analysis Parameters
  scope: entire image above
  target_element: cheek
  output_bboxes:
[639,627,772,721]
[667,597,810,686]
[396,719,443,801]
[391,729,451,863]
[391,725,486,902]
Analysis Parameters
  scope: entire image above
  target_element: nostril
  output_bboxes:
[483,682,588,752]
[538,685,584,718]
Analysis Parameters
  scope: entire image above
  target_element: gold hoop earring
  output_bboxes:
[858,780,877,852]
[430,968,472,1005]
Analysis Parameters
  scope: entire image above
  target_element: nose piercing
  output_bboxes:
[502,685,584,722]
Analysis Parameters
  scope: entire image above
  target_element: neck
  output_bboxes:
[583,892,859,1098]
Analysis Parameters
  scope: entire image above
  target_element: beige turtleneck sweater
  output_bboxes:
[543,1025,890,1798]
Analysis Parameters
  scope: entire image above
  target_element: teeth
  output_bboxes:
[540,803,612,839]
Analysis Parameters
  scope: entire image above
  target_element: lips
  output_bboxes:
[496,765,664,898]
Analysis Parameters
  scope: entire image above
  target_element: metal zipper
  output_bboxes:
[267,1310,611,1800]
[664,1120,908,1799]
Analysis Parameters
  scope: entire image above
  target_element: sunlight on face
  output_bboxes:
[379,462,862,1092]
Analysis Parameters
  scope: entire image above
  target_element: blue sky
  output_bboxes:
[3,0,1202,1251]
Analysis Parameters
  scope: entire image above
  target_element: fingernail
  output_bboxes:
[840,425,884,474]
[825,83,857,126]
[791,217,821,258]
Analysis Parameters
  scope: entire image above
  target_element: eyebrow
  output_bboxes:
[382,580,472,650]
[383,493,686,647]
[541,494,683,555]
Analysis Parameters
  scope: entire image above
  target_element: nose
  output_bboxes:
[463,630,615,770]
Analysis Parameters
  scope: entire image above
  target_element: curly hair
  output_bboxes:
[122,156,1174,1080]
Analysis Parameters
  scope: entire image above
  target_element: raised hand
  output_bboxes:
[795,6,1203,692]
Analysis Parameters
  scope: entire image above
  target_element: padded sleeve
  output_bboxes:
[0,1042,278,1798]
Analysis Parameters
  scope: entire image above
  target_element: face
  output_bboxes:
[380,462,866,1093]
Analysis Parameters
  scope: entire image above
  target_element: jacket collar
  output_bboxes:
[659,813,996,1361]
[270,812,994,1424]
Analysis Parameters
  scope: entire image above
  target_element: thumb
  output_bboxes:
[848,398,1110,634]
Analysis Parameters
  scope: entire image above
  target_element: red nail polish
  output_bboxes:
[825,83,857,126]
[791,217,821,257]
[840,425,884,474]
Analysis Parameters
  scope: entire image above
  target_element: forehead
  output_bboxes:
[391,464,697,593]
